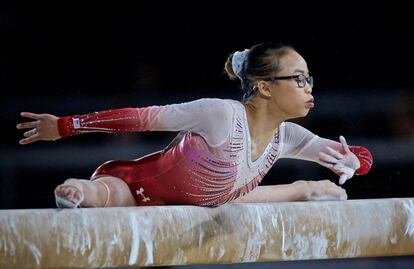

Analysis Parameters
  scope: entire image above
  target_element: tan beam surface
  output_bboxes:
[1,198,414,268]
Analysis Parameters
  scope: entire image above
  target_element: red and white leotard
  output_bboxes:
[57,98,373,207]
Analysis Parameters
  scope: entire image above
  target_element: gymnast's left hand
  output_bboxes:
[16,112,60,145]
[318,136,360,185]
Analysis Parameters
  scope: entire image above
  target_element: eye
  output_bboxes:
[293,74,307,88]
[296,74,306,81]
[293,74,306,84]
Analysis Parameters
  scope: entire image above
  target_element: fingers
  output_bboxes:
[319,160,334,169]
[326,146,344,159]
[16,112,41,132]
[17,112,42,145]
[19,133,41,145]
[23,128,37,137]
[319,151,338,164]
[335,187,348,200]
[306,180,348,201]
[20,112,43,120]
[339,135,351,153]
[339,174,348,185]
[16,120,39,130]
[325,183,347,200]
[319,153,355,185]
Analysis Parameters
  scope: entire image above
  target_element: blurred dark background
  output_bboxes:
[1,1,413,210]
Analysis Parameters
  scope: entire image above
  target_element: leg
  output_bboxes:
[93,176,138,207]
[231,180,347,203]
[54,176,137,208]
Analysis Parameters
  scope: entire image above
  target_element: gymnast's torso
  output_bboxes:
[57,98,370,207]
[91,100,285,206]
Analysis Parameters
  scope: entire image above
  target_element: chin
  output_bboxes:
[289,113,308,120]
[298,109,310,117]
[286,108,310,120]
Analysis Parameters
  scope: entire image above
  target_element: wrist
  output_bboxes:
[292,180,309,200]
[349,146,373,175]
[57,116,75,138]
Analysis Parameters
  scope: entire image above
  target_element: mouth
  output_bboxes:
[305,99,315,108]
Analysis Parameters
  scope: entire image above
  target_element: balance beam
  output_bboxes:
[1,198,414,268]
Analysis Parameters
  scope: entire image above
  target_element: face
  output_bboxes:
[266,50,314,119]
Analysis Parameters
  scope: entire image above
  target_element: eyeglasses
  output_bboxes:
[266,74,313,88]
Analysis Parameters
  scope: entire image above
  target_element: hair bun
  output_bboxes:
[231,49,249,80]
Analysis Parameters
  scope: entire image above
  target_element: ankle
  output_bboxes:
[94,180,111,207]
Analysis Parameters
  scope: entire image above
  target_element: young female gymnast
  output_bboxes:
[17,43,373,208]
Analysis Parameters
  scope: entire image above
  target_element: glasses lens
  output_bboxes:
[306,76,313,88]
[297,75,313,88]
[296,75,306,88]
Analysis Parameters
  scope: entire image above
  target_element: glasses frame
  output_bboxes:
[266,74,313,88]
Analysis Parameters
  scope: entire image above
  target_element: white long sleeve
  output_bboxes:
[280,122,343,164]
[58,98,234,147]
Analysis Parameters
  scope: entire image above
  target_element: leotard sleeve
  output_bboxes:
[280,122,373,175]
[57,98,234,147]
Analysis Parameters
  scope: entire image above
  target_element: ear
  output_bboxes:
[256,80,272,98]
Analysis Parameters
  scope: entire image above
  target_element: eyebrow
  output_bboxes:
[293,69,310,75]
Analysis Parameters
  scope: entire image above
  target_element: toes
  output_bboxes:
[71,189,83,203]
[67,189,75,201]
[55,184,82,204]
[55,186,66,196]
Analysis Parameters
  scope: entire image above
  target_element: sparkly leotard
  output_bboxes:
[58,98,372,206]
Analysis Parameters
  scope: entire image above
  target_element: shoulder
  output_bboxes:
[191,98,237,116]
[283,121,313,133]
[283,121,302,129]
[280,121,316,143]
[192,98,237,106]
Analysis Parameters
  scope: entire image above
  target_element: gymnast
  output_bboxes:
[16,42,373,208]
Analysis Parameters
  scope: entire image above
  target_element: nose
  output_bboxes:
[305,84,312,94]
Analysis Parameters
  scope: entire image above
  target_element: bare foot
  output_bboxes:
[302,180,347,201]
[54,178,85,207]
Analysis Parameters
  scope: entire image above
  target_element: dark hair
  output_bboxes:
[224,42,295,102]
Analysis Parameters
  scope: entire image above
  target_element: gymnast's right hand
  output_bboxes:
[16,112,61,145]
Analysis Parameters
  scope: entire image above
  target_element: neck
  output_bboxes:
[243,98,286,142]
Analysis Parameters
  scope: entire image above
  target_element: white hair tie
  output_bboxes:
[232,49,249,80]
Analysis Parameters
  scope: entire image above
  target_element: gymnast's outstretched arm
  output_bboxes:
[280,122,373,185]
[16,98,234,146]
[231,180,347,203]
